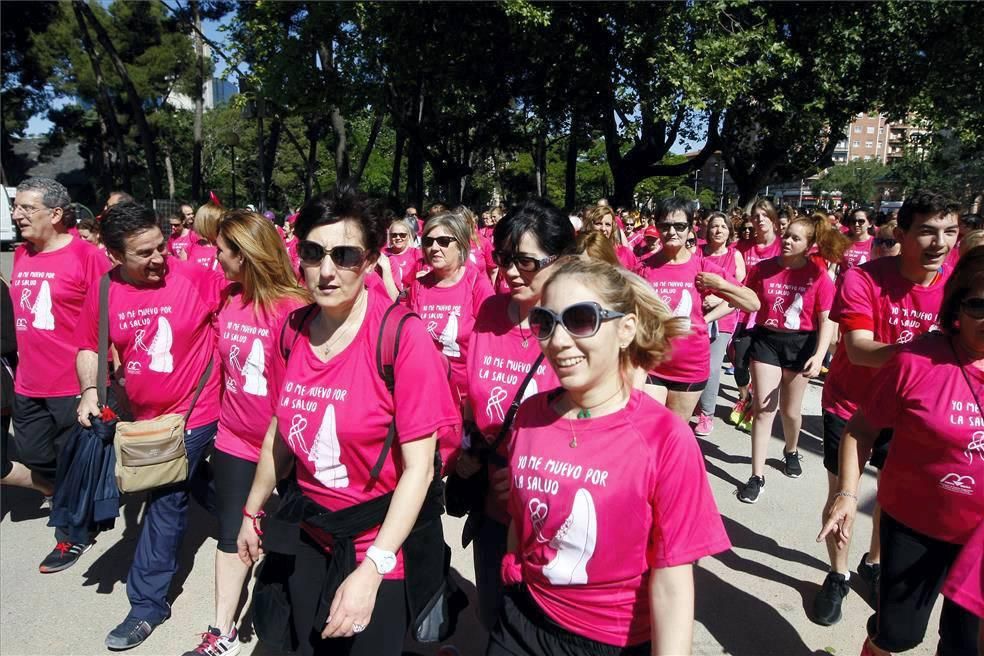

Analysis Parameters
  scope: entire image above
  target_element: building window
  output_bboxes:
[864,155,873,161]
[867,126,875,134]
[852,156,860,161]
[878,127,885,135]
[866,140,873,148]
[853,140,860,147]
[854,126,862,133]
[877,141,882,150]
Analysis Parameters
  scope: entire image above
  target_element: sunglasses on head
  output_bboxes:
[873,237,897,248]
[961,298,984,320]
[657,222,690,233]
[492,250,558,272]
[529,302,626,341]
[422,235,457,249]
[297,240,368,269]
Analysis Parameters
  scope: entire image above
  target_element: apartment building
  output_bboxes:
[831,112,926,165]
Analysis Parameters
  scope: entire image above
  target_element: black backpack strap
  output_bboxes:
[486,352,545,466]
[370,301,419,479]
[96,273,111,407]
[278,303,318,361]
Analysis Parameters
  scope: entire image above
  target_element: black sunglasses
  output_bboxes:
[848,218,868,226]
[529,302,626,341]
[422,235,457,249]
[686,238,697,248]
[873,237,897,248]
[740,226,755,233]
[492,250,559,273]
[297,240,369,269]
[657,222,690,233]
[389,232,409,240]
[961,298,984,320]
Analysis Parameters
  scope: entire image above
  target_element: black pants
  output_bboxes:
[487,586,650,656]
[731,328,753,388]
[11,393,79,483]
[289,530,408,656]
[868,513,980,655]
[211,449,257,553]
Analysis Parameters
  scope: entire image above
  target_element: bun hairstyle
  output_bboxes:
[791,213,850,264]
[542,257,688,372]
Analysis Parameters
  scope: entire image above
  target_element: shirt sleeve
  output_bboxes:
[77,278,101,353]
[859,348,913,430]
[647,418,732,568]
[832,266,874,328]
[814,268,836,315]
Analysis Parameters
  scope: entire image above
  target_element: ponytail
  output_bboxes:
[793,213,850,264]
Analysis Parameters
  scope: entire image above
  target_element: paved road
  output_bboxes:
[0,248,941,656]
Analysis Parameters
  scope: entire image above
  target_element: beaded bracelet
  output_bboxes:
[243,507,266,536]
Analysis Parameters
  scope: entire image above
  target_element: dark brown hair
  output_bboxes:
[940,245,984,336]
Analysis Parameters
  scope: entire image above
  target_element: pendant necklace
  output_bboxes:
[566,386,626,448]
[518,323,530,349]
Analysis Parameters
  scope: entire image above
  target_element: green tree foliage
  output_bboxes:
[811,160,889,206]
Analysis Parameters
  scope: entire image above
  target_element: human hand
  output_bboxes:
[76,390,101,428]
[695,272,725,293]
[491,466,511,505]
[236,516,263,566]
[322,560,382,638]
[817,494,858,549]
[802,354,823,378]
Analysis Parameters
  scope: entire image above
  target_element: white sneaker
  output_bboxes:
[543,488,597,585]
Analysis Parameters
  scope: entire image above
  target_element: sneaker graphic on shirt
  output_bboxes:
[783,293,804,330]
[668,290,692,331]
[241,338,268,397]
[858,254,868,266]
[309,404,349,489]
[439,311,460,358]
[31,280,55,330]
[543,488,597,586]
[147,317,174,373]
[520,377,539,403]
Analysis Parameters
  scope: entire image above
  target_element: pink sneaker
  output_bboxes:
[695,413,714,436]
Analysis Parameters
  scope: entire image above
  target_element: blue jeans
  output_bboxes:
[698,331,733,416]
[126,421,216,623]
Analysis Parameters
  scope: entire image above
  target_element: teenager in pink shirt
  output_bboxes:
[738,214,848,503]
[9,178,111,572]
[585,204,639,272]
[638,198,759,423]
[490,257,731,655]
[696,211,748,436]
[182,211,311,656]
[406,212,495,402]
[236,193,460,656]
[186,202,224,270]
[821,248,984,656]
[74,201,223,650]
[459,199,575,632]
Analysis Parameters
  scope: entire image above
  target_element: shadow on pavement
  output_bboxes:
[722,515,830,574]
[0,484,48,523]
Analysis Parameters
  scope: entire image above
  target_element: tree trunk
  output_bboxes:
[263,115,281,205]
[76,0,163,199]
[407,142,424,210]
[72,1,130,192]
[304,120,320,201]
[352,110,384,190]
[390,130,405,202]
[564,126,578,211]
[256,103,267,210]
[533,131,547,197]
[328,106,351,192]
[191,0,204,202]
[164,150,176,199]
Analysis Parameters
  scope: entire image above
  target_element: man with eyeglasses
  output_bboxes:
[8,178,112,573]
[813,190,961,627]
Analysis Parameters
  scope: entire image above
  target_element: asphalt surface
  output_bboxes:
[0,248,942,656]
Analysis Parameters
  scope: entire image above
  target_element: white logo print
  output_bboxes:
[783,293,804,330]
[241,338,268,397]
[896,330,914,344]
[126,360,142,375]
[966,431,984,465]
[939,473,976,495]
[486,386,508,423]
[15,318,27,330]
[146,317,174,373]
[672,290,693,331]
[439,311,460,358]
[520,377,539,403]
[309,404,349,488]
[20,283,55,331]
[286,414,309,455]
[858,254,868,266]
[426,321,439,341]
[542,488,597,586]
[771,295,786,315]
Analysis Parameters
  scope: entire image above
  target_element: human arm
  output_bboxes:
[75,349,100,427]
[374,253,400,302]
[733,250,746,283]
[802,312,835,378]
[649,564,695,655]
[323,435,437,638]
[703,299,736,324]
[844,328,897,368]
[695,272,760,313]
[236,418,292,564]
[817,410,880,549]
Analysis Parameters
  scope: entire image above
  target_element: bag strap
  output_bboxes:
[182,358,214,424]
[97,273,111,407]
[278,303,318,361]
[488,351,544,456]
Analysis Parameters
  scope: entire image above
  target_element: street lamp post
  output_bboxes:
[694,169,699,195]
[222,131,240,208]
[719,166,727,211]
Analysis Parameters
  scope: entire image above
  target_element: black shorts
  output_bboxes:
[822,411,893,475]
[645,374,707,393]
[11,393,82,482]
[748,327,817,371]
[212,449,259,553]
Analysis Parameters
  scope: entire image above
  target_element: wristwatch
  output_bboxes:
[366,545,397,575]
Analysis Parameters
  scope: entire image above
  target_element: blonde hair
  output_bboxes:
[422,211,471,265]
[575,230,619,266]
[543,257,687,372]
[583,205,620,247]
[750,198,780,233]
[193,202,224,243]
[218,210,311,316]
[451,205,480,244]
[791,213,850,263]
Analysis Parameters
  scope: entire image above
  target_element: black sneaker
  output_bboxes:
[737,476,765,503]
[783,450,803,478]
[105,615,159,651]
[38,541,91,573]
[812,571,850,625]
[858,553,881,607]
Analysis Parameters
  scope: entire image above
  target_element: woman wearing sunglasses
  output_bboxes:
[695,211,748,436]
[737,214,847,503]
[488,257,731,656]
[459,199,575,633]
[837,208,874,276]
[820,247,984,656]
[236,193,461,656]
[382,215,421,293]
[405,211,495,401]
[639,198,759,423]
[185,211,311,656]
[871,220,901,259]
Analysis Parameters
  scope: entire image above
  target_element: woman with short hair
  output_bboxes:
[186,202,224,270]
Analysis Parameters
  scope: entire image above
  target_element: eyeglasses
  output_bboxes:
[529,302,626,341]
[961,298,984,320]
[422,235,457,249]
[740,226,754,232]
[492,250,558,272]
[873,237,897,248]
[297,240,369,269]
[848,219,868,226]
[657,222,690,233]
[389,232,409,240]
[12,204,49,217]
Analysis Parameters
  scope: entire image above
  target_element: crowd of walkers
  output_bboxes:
[1,175,981,656]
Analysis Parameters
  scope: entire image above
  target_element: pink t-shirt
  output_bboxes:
[186,239,219,270]
[638,252,731,383]
[839,238,873,275]
[11,237,112,397]
[701,245,742,333]
[384,246,421,292]
[822,257,949,421]
[468,234,496,279]
[746,257,834,332]
[737,237,782,269]
[862,333,984,544]
[405,265,495,400]
[273,290,461,577]
[508,389,731,646]
[615,244,638,272]
[215,290,307,462]
[78,259,222,428]
[944,520,984,618]
[168,231,195,258]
